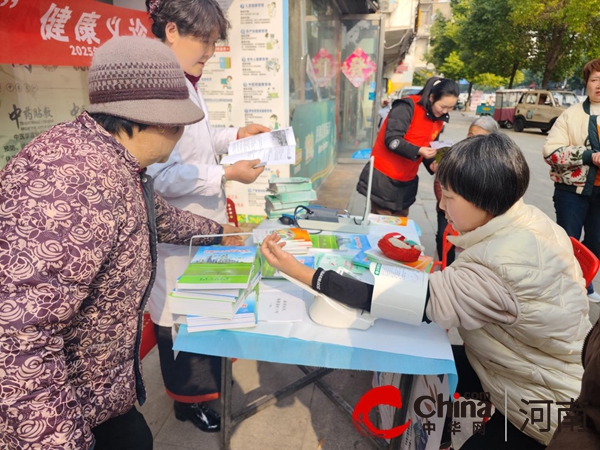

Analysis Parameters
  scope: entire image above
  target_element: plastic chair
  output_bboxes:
[430,224,459,272]
[139,312,157,360]
[570,237,600,286]
[226,198,239,227]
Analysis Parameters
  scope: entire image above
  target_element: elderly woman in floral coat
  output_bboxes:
[0,36,241,450]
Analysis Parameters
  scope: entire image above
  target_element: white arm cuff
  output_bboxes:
[369,263,428,326]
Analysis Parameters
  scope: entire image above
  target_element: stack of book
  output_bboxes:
[265,176,316,219]
[252,227,313,255]
[175,291,258,332]
[168,245,262,332]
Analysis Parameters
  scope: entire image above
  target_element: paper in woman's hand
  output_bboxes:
[222,127,297,166]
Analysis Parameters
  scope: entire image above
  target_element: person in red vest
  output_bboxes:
[357,77,459,216]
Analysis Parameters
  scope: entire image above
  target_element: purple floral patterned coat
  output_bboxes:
[0,113,222,449]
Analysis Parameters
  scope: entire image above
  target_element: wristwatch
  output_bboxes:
[221,166,227,186]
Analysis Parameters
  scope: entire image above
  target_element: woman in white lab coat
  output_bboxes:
[145,0,269,432]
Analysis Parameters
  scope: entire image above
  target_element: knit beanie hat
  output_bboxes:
[87,36,204,126]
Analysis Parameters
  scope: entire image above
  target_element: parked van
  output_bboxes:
[391,85,423,100]
[513,89,580,134]
[493,89,527,128]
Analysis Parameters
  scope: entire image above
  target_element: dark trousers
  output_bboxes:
[155,324,221,403]
[452,345,546,450]
[553,187,600,293]
[436,209,456,265]
[91,406,152,450]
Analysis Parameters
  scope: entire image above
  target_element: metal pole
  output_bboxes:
[372,14,386,148]
[220,357,233,450]
[389,374,414,450]
[232,367,333,425]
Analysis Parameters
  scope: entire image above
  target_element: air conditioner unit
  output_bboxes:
[379,0,398,13]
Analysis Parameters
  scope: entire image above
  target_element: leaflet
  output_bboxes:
[221,127,296,166]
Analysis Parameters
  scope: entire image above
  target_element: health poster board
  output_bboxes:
[0,0,151,169]
[0,64,89,170]
[211,0,289,223]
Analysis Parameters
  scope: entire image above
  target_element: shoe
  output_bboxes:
[588,292,600,303]
[174,401,221,432]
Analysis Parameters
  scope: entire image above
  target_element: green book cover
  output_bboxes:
[309,234,339,250]
[434,146,451,163]
[273,189,317,203]
[176,246,261,290]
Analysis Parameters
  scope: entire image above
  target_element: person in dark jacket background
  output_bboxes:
[357,76,459,217]
[546,318,600,449]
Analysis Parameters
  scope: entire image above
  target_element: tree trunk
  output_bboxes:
[542,26,567,88]
[508,61,519,89]
[465,82,473,111]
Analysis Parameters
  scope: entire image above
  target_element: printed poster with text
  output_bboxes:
[210,0,289,223]
[0,0,151,170]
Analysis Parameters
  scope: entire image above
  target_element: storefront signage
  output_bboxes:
[0,0,151,66]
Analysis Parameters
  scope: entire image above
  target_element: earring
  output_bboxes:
[157,126,165,134]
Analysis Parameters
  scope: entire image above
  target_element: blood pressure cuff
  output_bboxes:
[311,268,432,323]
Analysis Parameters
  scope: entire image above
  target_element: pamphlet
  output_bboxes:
[336,234,372,251]
[367,214,408,226]
[258,283,306,322]
[222,127,296,165]
[430,140,453,163]
[315,253,366,275]
[261,254,315,278]
[309,234,339,251]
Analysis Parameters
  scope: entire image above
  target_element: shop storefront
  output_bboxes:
[0,0,386,220]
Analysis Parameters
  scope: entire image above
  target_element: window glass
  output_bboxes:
[552,92,579,107]
[288,0,340,186]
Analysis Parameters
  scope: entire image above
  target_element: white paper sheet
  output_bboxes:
[430,140,453,149]
[221,127,296,165]
[258,282,306,322]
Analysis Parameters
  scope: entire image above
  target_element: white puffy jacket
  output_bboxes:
[428,200,591,444]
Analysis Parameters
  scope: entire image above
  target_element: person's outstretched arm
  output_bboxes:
[261,234,373,309]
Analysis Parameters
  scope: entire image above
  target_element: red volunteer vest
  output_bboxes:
[372,95,444,182]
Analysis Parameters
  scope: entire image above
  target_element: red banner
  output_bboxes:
[0,0,152,66]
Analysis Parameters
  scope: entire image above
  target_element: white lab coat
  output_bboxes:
[146,79,238,326]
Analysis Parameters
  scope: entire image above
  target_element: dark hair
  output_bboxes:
[417,77,459,109]
[437,133,530,216]
[583,58,600,83]
[89,113,149,138]
[147,0,229,41]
